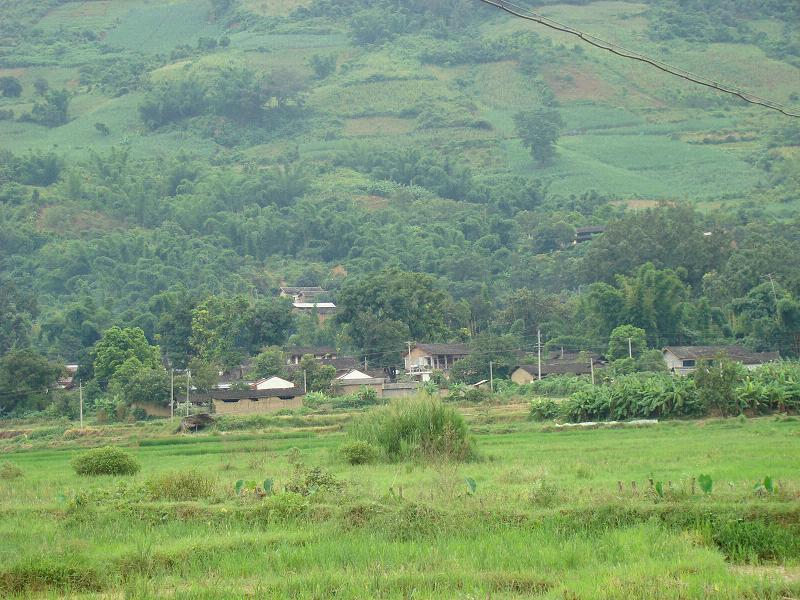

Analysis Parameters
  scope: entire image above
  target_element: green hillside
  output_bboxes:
[1,0,799,374]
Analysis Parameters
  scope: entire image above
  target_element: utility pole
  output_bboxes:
[79,380,83,429]
[590,357,595,385]
[186,369,190,417]
[537,329,542,381]
[628,337,633,359]
[406,341,413,373]
[364,356,368,370]
[170,368,174,419]
[764,273,779,321]
[303,370,307,394]
[489,361,494,393]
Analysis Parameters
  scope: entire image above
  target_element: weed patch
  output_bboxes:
[0,461,23,479]
[0,562,102,595]
[145,470,216,501]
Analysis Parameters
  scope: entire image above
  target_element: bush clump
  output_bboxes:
[347,396,476,462]
[339,440,379,465]
[0,462,23,479]
[145,469,216,501]
[72,446,141,476]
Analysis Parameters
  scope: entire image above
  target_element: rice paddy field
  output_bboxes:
[1,405,799,599]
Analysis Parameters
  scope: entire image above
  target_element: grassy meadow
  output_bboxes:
[1,403,799,599]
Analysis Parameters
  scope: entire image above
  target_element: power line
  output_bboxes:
[476,0,800,118]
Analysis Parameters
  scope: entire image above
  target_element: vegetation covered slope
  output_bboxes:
[0,0,799,376]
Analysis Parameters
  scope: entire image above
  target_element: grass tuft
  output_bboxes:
[347,396,476,462]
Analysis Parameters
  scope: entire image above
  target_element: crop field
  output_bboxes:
[1,407,799,599]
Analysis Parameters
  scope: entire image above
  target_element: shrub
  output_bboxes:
[347,396,476,462]
[145,470,216,501]
[525,375,592,397]
[340,440,379,465]
[0,462,23,479]
[72,446,141,476]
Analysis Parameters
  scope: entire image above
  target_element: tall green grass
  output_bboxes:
[347,396,476,462]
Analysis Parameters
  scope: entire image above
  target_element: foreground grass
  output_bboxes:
[1,414,799,598]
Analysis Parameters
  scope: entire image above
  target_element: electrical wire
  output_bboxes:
[476,0,800,118]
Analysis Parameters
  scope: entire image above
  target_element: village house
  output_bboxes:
[332,369,385,396]
[199,388,304,415]
[662,346,780,375]
[511,352,603,384]
[402,343,470,381]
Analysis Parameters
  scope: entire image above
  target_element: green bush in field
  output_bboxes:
[529,398,563,421]
[72,446,141,476]
[0,462,23,479]
[347,397,476,462]
[145,470,215,501]
[339,440,379,465]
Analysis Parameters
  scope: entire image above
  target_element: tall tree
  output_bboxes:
[0,351,63,415]
[337,269,450,350]
[0,278,37,354]
[514,108,565,165]
[93,326,161,386]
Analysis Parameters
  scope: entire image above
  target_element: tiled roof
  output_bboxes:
[411,343,470,356]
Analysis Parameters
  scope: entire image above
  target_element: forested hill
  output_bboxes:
[1,0,799,379]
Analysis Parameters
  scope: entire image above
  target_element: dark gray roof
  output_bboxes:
[516,361,599,377]
[412,343,470,356]
[286,346,336,356]
[663,346,780,364]
[575,226,606,234]
[287,356,358,374]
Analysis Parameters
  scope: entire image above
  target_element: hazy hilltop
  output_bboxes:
[1,0,799,364]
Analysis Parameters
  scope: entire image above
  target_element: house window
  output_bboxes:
[682,359,696,368]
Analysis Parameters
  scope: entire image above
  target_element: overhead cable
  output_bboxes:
[477,0,800,118]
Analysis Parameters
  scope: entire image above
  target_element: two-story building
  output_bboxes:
[402,343,470,381]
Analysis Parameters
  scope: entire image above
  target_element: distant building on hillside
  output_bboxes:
[574,226,605,244]
[279,286,327,302]
[292,302,337,323]
[662,346,779,375]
